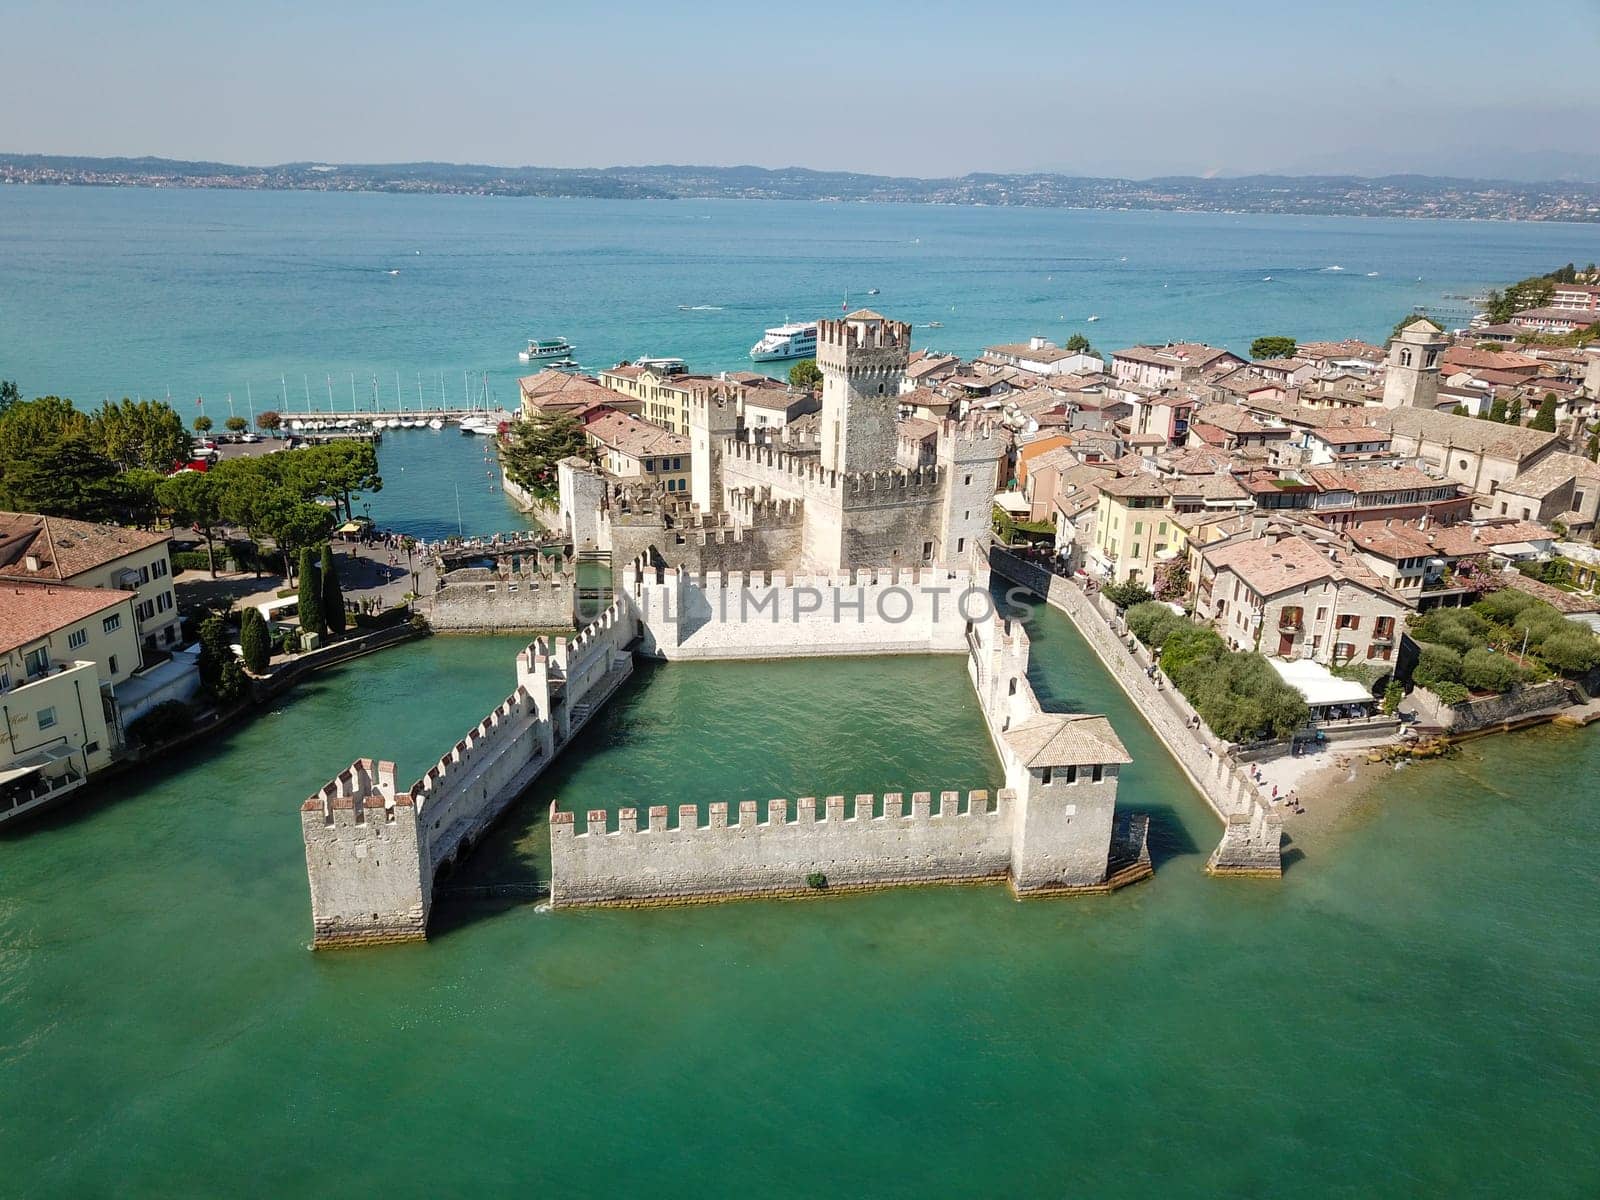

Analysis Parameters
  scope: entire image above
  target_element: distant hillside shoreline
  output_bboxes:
[4,154,1599,222]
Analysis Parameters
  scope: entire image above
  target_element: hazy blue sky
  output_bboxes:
[6,0,1599,179]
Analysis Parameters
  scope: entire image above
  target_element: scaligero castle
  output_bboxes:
[299,311,1161,949]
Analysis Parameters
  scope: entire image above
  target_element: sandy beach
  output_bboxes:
[1249,736,1395,829]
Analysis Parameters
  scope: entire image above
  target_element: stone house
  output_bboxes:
[1196,531,1406,667]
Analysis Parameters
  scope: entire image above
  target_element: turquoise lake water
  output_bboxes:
[2,188,1598,1194]
[2,603,1597,1196]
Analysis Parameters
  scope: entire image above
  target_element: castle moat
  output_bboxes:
[3,606,1599,1195]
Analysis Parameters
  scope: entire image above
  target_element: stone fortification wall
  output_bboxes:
[300,599,640,948]
[989,547,1282,877]
[300,759,429,947]
[551,790,1012,906]
[622,561,978,660]
[966,610,1125,888]
[416,560,576,631]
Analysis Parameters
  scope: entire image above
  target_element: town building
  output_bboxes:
[1196,531,1406,666]
[583,410,693,496]
[0,513,182,656]
[981,338,1104,378]
[519,371,631,422]
[1087,474,1175,584]
[1110,343,1247,391]
[0,580,141,818]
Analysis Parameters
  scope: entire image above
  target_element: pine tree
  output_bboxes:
[320,544,346,636]
[297,546,324,640]
[239,607,271,673]
[1529,394,1558,433]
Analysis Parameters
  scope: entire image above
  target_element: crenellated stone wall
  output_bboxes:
[989,546,1283,878]
[415,559,577,631]
[551,790,1014,906]
[300,599,640,948]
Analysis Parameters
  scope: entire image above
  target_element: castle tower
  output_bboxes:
[687,385,741,511]
[816,310,910,474]
[1382,318,1446,409]
[937,417,1005,567]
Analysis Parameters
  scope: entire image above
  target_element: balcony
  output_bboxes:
[1277,615,1304,632]
[0,748,85,821]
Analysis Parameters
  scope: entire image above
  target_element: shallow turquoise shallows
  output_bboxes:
[3,601,1599,1197]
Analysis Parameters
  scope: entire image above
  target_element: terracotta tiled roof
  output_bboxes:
[1004,713,1131,767]
[585,412,689,460]
[0,580,130,655]
[1380,407,1559,462]
[0,513,169,582]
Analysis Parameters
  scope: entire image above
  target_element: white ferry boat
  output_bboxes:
[748,320,818,362]
[519,336,574,363]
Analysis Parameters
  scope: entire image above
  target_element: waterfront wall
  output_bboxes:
[622,560,976,660]
[551,608,1147,907]
[416,561,577,632]
[551,790,1013,905]
[989,547,1282,877]
[1415,679,1574,734]
[300,599,639,948]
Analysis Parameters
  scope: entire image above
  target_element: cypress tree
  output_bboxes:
[239,607,271,673]
[1488,396,1508,424]
[1529,394,1558,433]
[297,546,324,640]
[320,544,346,636]
[1507,397,1523,425]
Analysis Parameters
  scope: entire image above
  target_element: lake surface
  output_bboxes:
[2,601,1597,1197]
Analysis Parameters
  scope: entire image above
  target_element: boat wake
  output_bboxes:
[678,304,724,311]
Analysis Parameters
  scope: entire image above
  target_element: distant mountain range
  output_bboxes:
[5,154,1600,222]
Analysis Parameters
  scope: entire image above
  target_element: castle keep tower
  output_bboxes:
[817,310,910,474]
[1382,317,1446,409]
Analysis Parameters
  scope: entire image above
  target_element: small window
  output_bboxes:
[963,474,972,486]
[67,628,88,650]
[152,559,168,578]
[108,654,119,675]
[956,538,965,554]
[25,647,49,676]
[1041,767,1053,785]
[1091,765,1104,783]
[1064,765,1078,784]
[103,613,121,633]
[37,706,57,730]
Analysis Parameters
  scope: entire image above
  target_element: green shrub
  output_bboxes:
[1159,626,1307,741]
[171,550,213,573]
[1538,629,1600,674]
[1381,681,1404,714]
[1103,580,1154,610]
[806,872,828,890]
[1475,589,1537,623]
[1460,647,1522,693]
[297,547,324,639]
[1413,644,1463,688]
[1427,681,1471,706]
[239,607,271,673]
[320,544,346,637]
[125,700,195,747]
[1125,601,1184,649]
